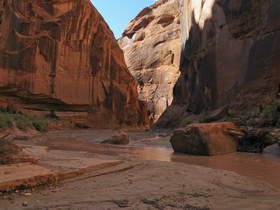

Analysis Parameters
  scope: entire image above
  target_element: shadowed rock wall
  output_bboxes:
[156,0,280,128]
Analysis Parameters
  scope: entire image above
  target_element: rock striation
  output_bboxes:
[157,0,280,128]
[0,0,148,128]
[119,0,181,123]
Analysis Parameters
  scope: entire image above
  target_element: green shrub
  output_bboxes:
[0,113,13,130]
[0,111,48,131]
[31,117,47,132]
[14,114,32,131]
[262,99,278,125]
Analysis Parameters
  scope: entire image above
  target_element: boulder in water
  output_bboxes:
[170,122,241,156]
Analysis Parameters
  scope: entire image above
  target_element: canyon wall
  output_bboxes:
[157,0,280,127]
[119,0,181,123]
[0,0,148,128]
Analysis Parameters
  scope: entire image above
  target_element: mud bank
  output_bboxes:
[1,160,280,210]
[1,129,280,209]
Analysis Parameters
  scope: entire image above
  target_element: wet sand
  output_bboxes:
[1,129,280,210]
[26,129,280,189]
[1,160,280,210]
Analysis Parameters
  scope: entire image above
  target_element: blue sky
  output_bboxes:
[91,0,156,38]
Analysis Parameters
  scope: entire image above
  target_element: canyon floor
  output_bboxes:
[1,129,280,210]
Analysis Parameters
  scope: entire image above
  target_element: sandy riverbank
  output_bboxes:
[1,129,280,209]
[1,160,280,210]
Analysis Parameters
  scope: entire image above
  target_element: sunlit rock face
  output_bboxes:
[156,0,280,128]
[119,0,182,123]
[0,0,148,128]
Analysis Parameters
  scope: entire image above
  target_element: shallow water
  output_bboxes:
[33,129,280,189]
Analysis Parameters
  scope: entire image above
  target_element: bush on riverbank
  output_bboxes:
[261,99,279,126]
[0,112,47,132]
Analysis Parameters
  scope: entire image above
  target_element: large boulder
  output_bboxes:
[0,0,148,128]
[157,0,280,128]
[119,0,181,123]
[170,122,242,156]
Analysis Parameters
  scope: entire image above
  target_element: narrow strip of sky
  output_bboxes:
[91,0,156,38]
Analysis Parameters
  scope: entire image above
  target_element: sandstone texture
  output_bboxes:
[0,146,122,192]
[0,133,37,165]
[119,0,181,123]
[0,163,58,192]
[0,0,148,128]
[157,0,280,128]
[170,122,239,155]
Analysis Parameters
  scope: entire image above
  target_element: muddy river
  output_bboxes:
[31,129,280,189]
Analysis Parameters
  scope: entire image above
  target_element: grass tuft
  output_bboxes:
[262,99,279,126]
[0,111,48,132]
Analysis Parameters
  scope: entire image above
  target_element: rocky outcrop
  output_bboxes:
[0,0,148,128]
[0,134,35,165]
[119,0,181,123]
[157,0,280,128]
[170,122,240,155]
[237,128,278,153]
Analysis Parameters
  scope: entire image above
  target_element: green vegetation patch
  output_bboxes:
[28,116,48,131]
[0,112,47,132]
[261,99,279,126]
[0,113,13,129]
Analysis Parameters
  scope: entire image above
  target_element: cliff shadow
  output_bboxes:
[155,0,280,129]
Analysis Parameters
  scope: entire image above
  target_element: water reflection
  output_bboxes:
[45,138,280,188]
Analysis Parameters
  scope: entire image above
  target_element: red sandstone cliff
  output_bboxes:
[0,0,148,128]
[156,0,280,128]
[119,0,181,123]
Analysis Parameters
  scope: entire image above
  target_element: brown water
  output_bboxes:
[42,136,280,189]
